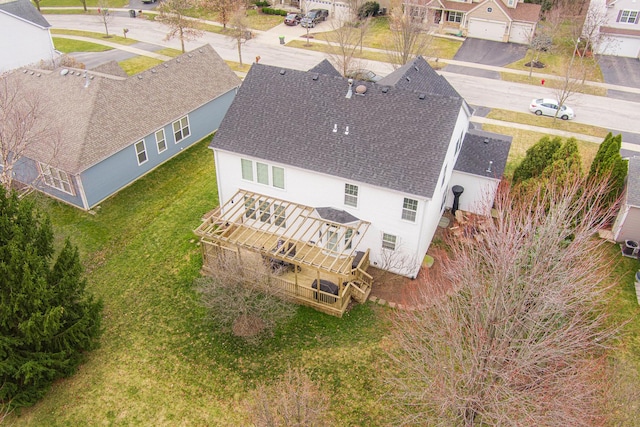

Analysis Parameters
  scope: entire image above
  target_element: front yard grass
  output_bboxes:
[10,138,397,426]
[53,37,113,53]
[51,29,140,46]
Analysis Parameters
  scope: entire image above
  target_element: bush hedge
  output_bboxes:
[261,7,288,16]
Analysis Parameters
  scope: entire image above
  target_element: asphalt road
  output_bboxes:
[46,14,640,136]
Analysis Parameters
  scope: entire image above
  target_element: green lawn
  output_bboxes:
[9,138,396,426]
[52,37,113,53]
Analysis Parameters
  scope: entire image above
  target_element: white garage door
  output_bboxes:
[509,22,533,44]
[468,18,506,42]
[598,36,640,58]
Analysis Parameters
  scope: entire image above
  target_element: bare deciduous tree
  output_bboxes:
[386,0,433,68]
[386,172,620,426]
[0,77,59,191]
[96,0,114,37]
[229,8,251,66]
[195,250,296,343]
[201,0,241,29]
[157,0,204,53]
[246,367,331,426]
[325,18,370,76]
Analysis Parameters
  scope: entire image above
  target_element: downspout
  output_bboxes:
[213,148,224,213]
[76,174,90,210]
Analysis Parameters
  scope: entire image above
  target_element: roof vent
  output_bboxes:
[333,124,338,133]
[486,161,493,173]
[483,138,489,144]
[414,65,419,71]
[23,69,28,73]
[279,69,286,75]
[312,74,319,81]
[163,63,169,68]
[188,53,193,58]
[418,93,426,100]
[405,76,410,81]
[381,87,389,93]
[346,78,353,99]
[151,69,157,73]
[355,84,367,94]
[176,59,181,63]
[345,126,349,135]
[30,71,34,75]
[138,75,143,79]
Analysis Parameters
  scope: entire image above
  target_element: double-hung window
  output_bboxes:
[156,129,167,153]
[173,116,190,143]
[344,183,358,208]
[134,140,147,165]
[382,233,397,251]
[448,11,463,23]
[402,198,418,222]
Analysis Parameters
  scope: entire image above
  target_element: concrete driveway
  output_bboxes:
[598,55,640,102]
[445,38,529,79]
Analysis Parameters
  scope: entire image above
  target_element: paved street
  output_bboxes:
[46,14,640,142]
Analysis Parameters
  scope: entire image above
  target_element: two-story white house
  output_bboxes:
[195,58,511,316]
[585,0,640,58]
[0,0,57,73]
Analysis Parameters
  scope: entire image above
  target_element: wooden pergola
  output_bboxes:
[195,189,373,316]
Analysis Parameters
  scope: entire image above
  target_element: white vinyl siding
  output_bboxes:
[155,129,167,153]
[173,116,190,143]
[134,140,147,165]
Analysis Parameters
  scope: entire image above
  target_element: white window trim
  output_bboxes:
[155,129,167,154]
[39,162,74,195]
[619,10,638,24]
[239,158,286,190]
[448,11,463,23]
[382,233,397,251]
[135,140,148,165]
[344,183,358,208]
[402,197,418,222]
[173,116,191,143]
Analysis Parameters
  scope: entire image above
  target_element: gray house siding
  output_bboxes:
[80,89,236,208]
[11,156,86,207]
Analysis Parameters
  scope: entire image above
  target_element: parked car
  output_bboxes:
[284,12,303,26]
[346,69,383,82]
[529,98,575,120]
[301,9,329,28]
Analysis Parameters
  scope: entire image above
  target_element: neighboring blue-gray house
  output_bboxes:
[5,44,241,210]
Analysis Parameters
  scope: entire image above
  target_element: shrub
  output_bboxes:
[254,1,270,6]
[357,1,380,19]
[261,7,288,16]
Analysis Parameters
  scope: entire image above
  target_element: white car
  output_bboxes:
[529,98,575,120]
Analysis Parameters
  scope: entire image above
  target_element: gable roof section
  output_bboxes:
[438,0,476,12]
[378,56,462,99]
[7,44,241,173]
[0,0,50,28]
[467,0,540,23]
[211,61,464,199]
[626,156,640,207]
[308,59,342,77]
[454,129,511,179]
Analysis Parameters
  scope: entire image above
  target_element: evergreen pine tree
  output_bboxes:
[587,133,627,206]
[0,191,102,410]
[512,136,562,183]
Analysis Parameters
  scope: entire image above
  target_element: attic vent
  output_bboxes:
[405,76,410,82]
[418,93,426,100]
[381,87,389,93]
[414,66,419,71]
[188,53,193,58]
[312,74,319,81]
[151,69,157,73]
[355,85,367,94]
[163,63,169,68]
[198,48,203,53]
[23,69,28,73]
[36,73,41,77]
[30,71,34,75]
[138,75,143,79]
[279,69,286,75]
[483,138,489,144]
[176,59,181,63]
[60,69,69,76]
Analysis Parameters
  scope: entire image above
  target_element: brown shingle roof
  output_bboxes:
[4,44,240,173]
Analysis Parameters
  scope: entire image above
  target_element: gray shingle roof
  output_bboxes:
[5,44,240,173]
[378,56,462,99]
[211,60,464,199]
[315,207,360,224]
[454,129,511,179]
[308,59,342,77]
[626,157,640,207]
[0,0,50,28]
